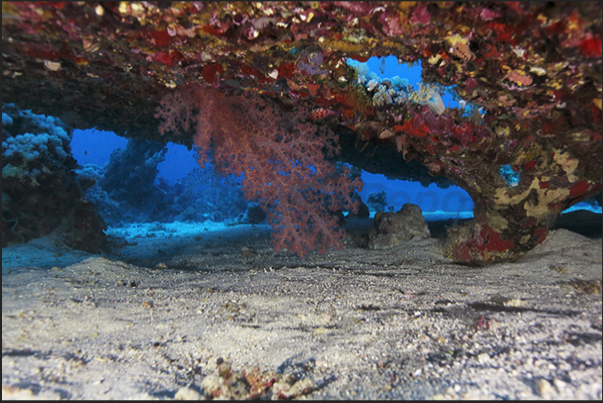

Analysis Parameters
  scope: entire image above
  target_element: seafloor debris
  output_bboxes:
[198,360,315,400]
[2,2,601,263]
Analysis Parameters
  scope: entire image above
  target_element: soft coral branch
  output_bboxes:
[155,84,361,256]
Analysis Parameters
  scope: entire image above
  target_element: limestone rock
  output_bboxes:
[368,203,431,249]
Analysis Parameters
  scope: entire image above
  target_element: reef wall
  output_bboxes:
[2,2,601,263]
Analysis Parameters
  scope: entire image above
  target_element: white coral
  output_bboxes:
[411,84,445,115]
[366,79,379,92]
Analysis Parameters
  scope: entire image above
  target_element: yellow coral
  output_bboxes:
[487,212,508,232]
[494,177,571,218]
[408,83,445,115]
[495,126,511,137]
[553,150,579,182]
[446,34,469,46]
[325,38,372,52]
[409,83,439,103]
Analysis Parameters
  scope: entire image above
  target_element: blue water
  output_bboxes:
[71,127,476,216]
[70,128,128,167]
[70,128,600,221]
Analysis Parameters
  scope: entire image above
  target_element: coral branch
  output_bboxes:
[156,85,361,256]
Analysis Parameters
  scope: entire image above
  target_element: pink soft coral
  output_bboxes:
[155,85,362,256]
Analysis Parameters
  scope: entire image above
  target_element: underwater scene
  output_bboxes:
[2,2,602,400]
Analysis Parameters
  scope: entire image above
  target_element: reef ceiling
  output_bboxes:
[2,1,602,263]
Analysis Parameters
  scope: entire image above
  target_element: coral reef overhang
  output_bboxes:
[2,1,602,264]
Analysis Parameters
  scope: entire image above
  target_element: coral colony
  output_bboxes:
[2,2,602,264]
[155,85,362,256]
[3,105,107,252]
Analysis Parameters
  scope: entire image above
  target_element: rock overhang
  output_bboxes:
[2,1,602,263]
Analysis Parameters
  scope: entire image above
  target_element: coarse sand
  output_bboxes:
[2,211,601,399]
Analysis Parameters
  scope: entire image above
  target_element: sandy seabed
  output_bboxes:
[2,212,602,399]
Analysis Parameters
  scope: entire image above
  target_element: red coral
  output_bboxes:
[525,160,537,171]
[480,8,501,21]
[202,64,223,84]
[310,108,337,120]
[332,2,376,16]
[451,122,473,147]
[379,11,403,37]
[488,21,518,45]
[481,225,514,253]
[465,78,479,92]
[504,70,532,86]
[580,36,602,58]
[448,222,516,263]
[149,28,172,47]
[395,119,430,138]
[534,226,548,244]
[276,62,295,79]
[349,54,370,63]
[411,6,431,25]
[569,181,590,198]
[150,51,173,66]
[155,85,361,256]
